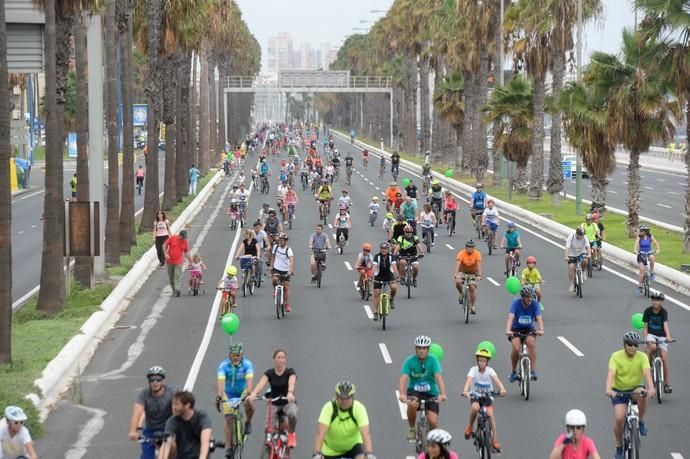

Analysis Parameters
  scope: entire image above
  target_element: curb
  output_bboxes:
[333,131,690,295]
[33,171,224,419]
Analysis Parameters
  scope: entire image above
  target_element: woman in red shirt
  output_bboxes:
[549,409,600,459]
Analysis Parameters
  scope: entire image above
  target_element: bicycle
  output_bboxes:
[377,281,392,330]
[511,332,537,401]
[421,224,433,253]
[612,390,646,459]
[217,287,237,318]
[649,338,675,404]
[256,395,291,459]
[136,427,166,458]
[301,173,309,191]
[392,165,399,182]
[592,241,603,271]
[363,155,368,168]
[346,165,353,185]
[239,256,257,298]
[318,201,329,226]
[459,274,477,324]
[261,175,270,194]
[472,210,483,239]
[505,250,520,278]
[136,177,144,195]
[273,273,290,319]
[287,204,295,230]
[223,397,247,459]
[313,249,327,288]
[638,252,652,298]
[379,164,385,181]
[188,269,205,296]
[407,396,438,454]
[359,268,372,301]
[369,209,378,227]
[336,232,346,255]
[399,255,419,299]
[466,392,499,458]
[573,256,584,299]
[229,208,240,231]
[430,201,442,228]
[445,210,456,237]
[486,225,496,256]
[421,175,431,196]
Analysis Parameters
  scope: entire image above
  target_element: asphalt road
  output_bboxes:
[35,138,690,458]
[10,151,164,304]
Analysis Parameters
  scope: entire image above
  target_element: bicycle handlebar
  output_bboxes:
[611,389,647,398]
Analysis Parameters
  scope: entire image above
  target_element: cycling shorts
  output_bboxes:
[406,389,440,414]
[637,252,653,265]
[590,240,601,248]
[485,221,498,232]
[508,328,536,342]
[611,386,645,406]
[271,269,291,281]
[322,443,364,459]
[373,275,395,290]
[568,254,586,264]
[505,247,519,254]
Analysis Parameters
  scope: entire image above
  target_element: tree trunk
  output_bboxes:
[209,61,217,167]
[0,0,13,363]
[684,101,690,252]
[403,57,417,153]
[139,0,163,233]
[118,3,136,252]
[161,53,177,210]
[473,51,490,181]
[546,49,565,206]
[198,43,210,175]
[190,52,198,167]
[626,148,641,237]
[176,50,191,202]
[73,12,93,287]
[515,159,529,194]
[590,174,608,211]
[529,74,546,199]
[104,0,120,266]
[454,125,464,170]
[462,74,476,171]
[216,66,226,158]
[420,57,431,156]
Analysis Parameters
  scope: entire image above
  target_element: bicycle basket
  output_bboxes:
[314,251,326,263]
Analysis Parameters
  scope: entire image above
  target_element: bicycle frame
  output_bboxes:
[469,392,496,457]
[511,332,536,401]
[378,281,391,330]
[224,398,246,457]
[260,396,290,459]
[408,397,437,454]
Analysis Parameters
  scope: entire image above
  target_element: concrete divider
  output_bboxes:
[333,131,690,295]
[34,171,223,419]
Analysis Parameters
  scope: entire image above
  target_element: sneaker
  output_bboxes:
[638,285,644,293]
[650,272,656,281]
[285,303,291,313]
[664,384,673,394]
[412,278,417,288]
[582,272,587,282]
[568,285,575,293]
[470,306,477,315]
[615,446,624,459]
[373,312,379,321]
[390,298,395,309]
[175,290,181,297]
[311,275,316,283]
[458,294,464,305]
[464,424,473,440]
[509,371,518,383]
[407,427,416,442]
[244,421,252,435]
[491,439,501,453]
[530,370,538,381]
[287,432,296,448]
[639,421,647,436]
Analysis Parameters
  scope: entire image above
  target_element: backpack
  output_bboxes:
[329,400,358,426]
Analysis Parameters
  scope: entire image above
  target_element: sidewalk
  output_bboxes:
[615,150,687,175]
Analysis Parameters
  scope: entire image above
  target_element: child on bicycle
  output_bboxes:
[500,221,522,275]
[369,196,380,220]
[217,265,239,310]
[382,212,395,236]
[188,254,207,291]
[520,256,544,308]
[462,348,507,453]
[355,243,375,291]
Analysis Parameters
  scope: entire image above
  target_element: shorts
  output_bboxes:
[322,443,364,459]
[486,221,498,232]
[637,252,653,265]
[469,394,493,408]
[272,269,291,281]
[508,328,535,342]
[646,334,669,352]
[590,240,601,248]
[222,392,246,416]
[568,255,586,264]
[406,389,440,414]
[505,247,519,254]
[611,386,645,405]
[373,276,395,290]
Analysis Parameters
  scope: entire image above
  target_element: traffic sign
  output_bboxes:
[562,160,572,180]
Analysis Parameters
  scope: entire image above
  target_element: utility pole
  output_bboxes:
[499,0,506,185]
[575,0,583,215]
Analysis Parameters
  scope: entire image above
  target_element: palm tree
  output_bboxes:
[585,29,679,236]
[105,0,120,265]
[558,81,616,210]
[483,76,535,193]
[433,72,465,169]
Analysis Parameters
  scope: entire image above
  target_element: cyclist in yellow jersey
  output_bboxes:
[605,331,655,459]
[520,255,544,307]
[579,214,600,274]
[316,179,333,216]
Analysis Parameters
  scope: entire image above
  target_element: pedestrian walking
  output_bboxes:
[70,173,77,200]
[164,229,192,297]
[153,210,171,267]
[188,164,200,195]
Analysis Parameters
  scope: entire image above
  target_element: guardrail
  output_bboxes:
[224,75,392,90]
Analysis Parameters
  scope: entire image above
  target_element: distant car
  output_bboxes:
[562,155,589,179]
[158,142,166,152]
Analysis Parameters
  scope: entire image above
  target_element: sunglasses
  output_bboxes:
[9,420,25,425]
[567,425,585,430]
[624,342,639,348]
[148,376,164,382]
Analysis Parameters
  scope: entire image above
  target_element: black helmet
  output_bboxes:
[179,230,188,239]
[465,239,475,248]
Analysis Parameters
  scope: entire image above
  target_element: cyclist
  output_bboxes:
[216,342,255,441]
[300,162,310,185]
[325,162,336,183]
[500,221,522,276]
[481,199,500,247]
[418,203,437,247]
[253,220,272,266]
[470,183,487,232]
[394,225,425,287]
[333,205,352,247]
[564,227,591,292]
[368,196,380,222]
[399,336,447,440]
[259,158,270,178]
[418,429,458,459]
[379,156,386,177]
[235,229,260,272]
[161,391,213,459]
[428,179,443,213]
[316,179,333,217]
[606,331,655,459]
[400,196,418,232]
[217,266,239,312]
[405,179,418,200]
[128,366,176,459]
[187,254,207,293]
[339,189,352,210]
[505,286,544,382]
[362,148,369,167]
[382,212,395,236]
[309,224,332,282]
[442,190,458,236]
[520,256,544,307]
[313,381,375,459]
[285,185,299,222]
[390,213,407,243]
[270,233,295,312]
[580,213,600,269]
[391,150,401,177]
[385,182,401,211]
[263,209,283,243]
[421,160,432,181]
[372,242,399,320]
[135,165,145,192]
[592,211,606,240]
[331,155,341,177]
[549,410,600,459]
[454,240,482,313]
[643,292,673,393]
[1,406,37,459]
[246,349,298,449]
[355,243,375,291]
[461,349,506,452]
[633,224,660,290]
[345,152,354,179]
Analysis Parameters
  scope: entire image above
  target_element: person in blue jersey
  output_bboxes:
[216,342,255,444]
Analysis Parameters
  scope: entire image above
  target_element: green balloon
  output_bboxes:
[444,169,454,178]
[476,340,497,359]
[221,312,240,335]
[402,178,411,187]
[630,312,644,331]
[505,276,521,295]
[429,343,445,362]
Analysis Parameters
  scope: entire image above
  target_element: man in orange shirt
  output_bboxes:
[454,239,483,313]
[385,182,402,209]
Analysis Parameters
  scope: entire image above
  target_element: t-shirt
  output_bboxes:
[643,306,668,337]
[467,366,497,394]
[0,420,32,459]
[335,213,351,229]
[188,168,200,182]
[317,400,369,456]
[397,235,420,255]
[509,297,541,331]
[242,238,258,257]
[272,245,294,272]
[401,355,442,395]
[164,410,213,459]
[154,220,170,237]
[581,223,599,241]
[164,235,189,265]
[521,267,543,285]
[264,367,296,404]
[472,191,486,209]
[484,207,499,223]
[504,230,520,248]
[401,202,417,220]
[254,230,267,249]
[391,153,400,164]
[310,232,329,250]
[608,349,650,390]
[405,185,418,199]
[553,434,599,459]
[136,385,177,431]
[457,249,482,273]
[565,234,590,257]
[217,358,254,397]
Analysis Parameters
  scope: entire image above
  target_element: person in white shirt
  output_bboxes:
[338,189,352,210]
[564,227,591,292]
[1,406,37,459]
[270,233,295,312]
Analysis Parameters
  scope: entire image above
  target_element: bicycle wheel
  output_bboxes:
[481,428,492,459]
[259,444,273,459]
[587,258,593,279]
[288,215,293,230]
[575,271,583,298]
[407,272,412,299]
[463,288,470,324]
[520,357,531,400]
[316,263,322,288]
[654,359,664,404]
[629,418,640,459]
[644,277,650,298]
[488,233,493,255]
[381,295,388,331]
[275,287,282,319]
[415,421,428,454]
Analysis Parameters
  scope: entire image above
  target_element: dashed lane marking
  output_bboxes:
[644,186,655,190]
[609,190,618,194]
[558,336,585,357]
[487,277,500,287]
[445,244,455,250]
[671,453,684,459]
[657,178,666,182]
[375,186,380,191]
[363,304,374,319]
[379,343,392,364]
[657,203,672,209]
[328,223,333,229]
[353,281,360,291]
[667,191,680,195]
[31,224,37,228]
[18,230,24,234]
[395,390,408,420]
[344,261,353,271]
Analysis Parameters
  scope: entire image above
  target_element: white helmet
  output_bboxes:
[414,335,431,347]
[565,409,587,427]
[4,406,27,422]
[427,428,452,446]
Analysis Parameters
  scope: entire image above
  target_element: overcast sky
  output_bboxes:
[235,0,637,73]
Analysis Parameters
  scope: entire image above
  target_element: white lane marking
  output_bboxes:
[134,191,165,217]
[11,189,45,203]
[657,203,672,209]
[644,186,655,190]
[667,191,680,195]
[557,336,585,357]
[487,277,500,286]
[679,182,686,186]
[375,186,380,191]
[18,230,24,234]
[344,261,353,271]
[445,243,454,250]
[328,223,333,229]
[379,343,393,364]
[609,190,618,194]
[63,405,106,459]
[354,280,360,291]
[332,233,337,240]
[31,224,37,228]
[395,390,408,420]
[363,304,374,319]
[671,453,684,459]
[656,178,666,182]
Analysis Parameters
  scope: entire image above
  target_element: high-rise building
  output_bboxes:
[300,43,313,69]
[319,43,331,70]
[267,32,293,76]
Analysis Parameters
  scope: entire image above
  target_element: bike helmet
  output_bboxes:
[229,342,244,355]
[475,348,492,360]
[507,221,516,228]
[372,196,379,201]
[520,285,534,298]
[179,229,188,239]
[565,409,587,427]
[650,291,665,301]
[230,198,238,204]
[278,232,289,241]
[476,183,483,189]
[640,224,650,232]
[427,429,452,446]
[362,243,372,251]
[575,227,584,236]
[526,255,537,264]
[146,366,167,379]
[465,239,475,248]
[390,181,397,186]
[396,213,405,221]
[226,266,237,276]
[585,213,592,220]
[379,241,390,249]
[395,192,402,197]
[335,381,356,398]
[623,331,641,346]
[339,203,347,210]
[4,406,27,422]
[414,335,432,347]
[386,212,394,219]
[403,225,414,233]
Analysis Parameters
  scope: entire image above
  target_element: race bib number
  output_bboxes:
[517,315,533,326]
[414,382,431,393]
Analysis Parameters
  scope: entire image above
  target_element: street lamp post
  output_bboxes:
[575,0,583,215]
[499,0,506,185]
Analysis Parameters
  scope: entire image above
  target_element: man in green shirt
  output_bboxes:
[313,381,375,459]
[605,331,655,459]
